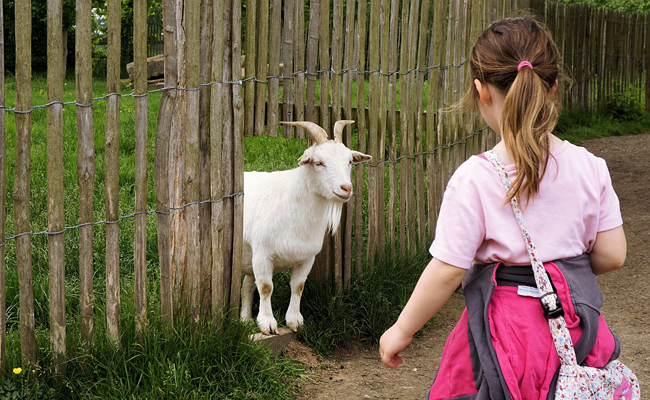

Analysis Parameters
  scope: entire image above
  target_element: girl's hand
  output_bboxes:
[379,325,413,368]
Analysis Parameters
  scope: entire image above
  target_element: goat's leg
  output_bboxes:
[240,274,256,321]
[286,256,315,332]
[252,254,278,335]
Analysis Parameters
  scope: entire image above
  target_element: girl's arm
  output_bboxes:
[379,257,468,368]
[589,225,626,275]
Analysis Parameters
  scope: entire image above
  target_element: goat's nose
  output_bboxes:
[340,184,352,194]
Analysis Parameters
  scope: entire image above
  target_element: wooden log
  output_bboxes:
[281,0,295,136]
[76,0,97,350]
[0,0,6,376]
[47,0,65,374]
[244,0,256,136]
[354,0,367,274]
[198,0,214,315]
[156,0,177,330]
[230,0,244,312]
[106,0,122,345]
[210,0,226,317]
[186,0,201,323]
[266,0,281,137]
[134,0,148,332]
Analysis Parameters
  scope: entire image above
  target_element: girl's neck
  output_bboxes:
[493,134,564,166]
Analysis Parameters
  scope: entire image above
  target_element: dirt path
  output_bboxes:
[289,133,650,400]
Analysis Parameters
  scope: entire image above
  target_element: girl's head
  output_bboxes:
[468,16,563,203]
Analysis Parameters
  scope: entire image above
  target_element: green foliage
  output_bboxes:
[556,108,650,145]
[605,85,646,121]
[551,0,650,12]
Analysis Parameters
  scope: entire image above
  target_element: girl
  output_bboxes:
[379,16,628,399]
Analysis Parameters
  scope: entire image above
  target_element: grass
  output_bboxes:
[1,74,649,397]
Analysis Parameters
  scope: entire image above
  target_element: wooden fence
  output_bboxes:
[1,0,649,375]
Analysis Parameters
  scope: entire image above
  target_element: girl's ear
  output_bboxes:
[474,79,492,105]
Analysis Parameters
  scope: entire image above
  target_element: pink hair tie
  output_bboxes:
[517,61,533,71]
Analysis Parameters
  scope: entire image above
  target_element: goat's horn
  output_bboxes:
[280,121,329,145]
[333,120,355,143]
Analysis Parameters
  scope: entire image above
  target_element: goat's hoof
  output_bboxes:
[257,317,279,335]
[286,314,304,332]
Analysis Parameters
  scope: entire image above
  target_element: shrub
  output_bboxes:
[605,85,645,121]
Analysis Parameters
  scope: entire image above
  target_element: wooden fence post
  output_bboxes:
[186,0,202,323]
[105,0,121,346]
[210,0,226,317]
[156,0,177,330]
[354,0,367,274]
[199,0,214,315]
[75,0,96,351]
[47,0,66,375]
[134,0,148,334]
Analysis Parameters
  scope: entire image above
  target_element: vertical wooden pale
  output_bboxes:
[319,0,332,133]
[134,0,148,333]
[254,0,269,137]
[105,0,121,345]
[397,0,410,254]
[185,0,202,323]
[47,0,66,374]
[155,0,177,329]
[198,0,214,314]
[76,0,96,349]
[331,0,344,290]
[293,0,306,137]
[305,0,320,126]
[281,0,295,135]
[266,0,281,137]
[415,0,430,250]
[342,0,356,287]
[230,0,244,311]
[387,0,399,257]
[366,0,381,261]
[354,0,367,274]
[244,0,256,136]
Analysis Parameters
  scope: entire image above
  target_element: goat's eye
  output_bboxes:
[315,161,325,168]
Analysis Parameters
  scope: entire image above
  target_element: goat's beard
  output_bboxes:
[326,202,343,235]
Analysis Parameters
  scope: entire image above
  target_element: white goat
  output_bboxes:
[241,120,371,335]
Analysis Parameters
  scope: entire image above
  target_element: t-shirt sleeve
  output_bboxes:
[429,182,486,269]
[597,159,623,232]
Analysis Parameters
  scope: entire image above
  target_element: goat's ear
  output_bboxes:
[299,148,314,165]
[351,151,372,163]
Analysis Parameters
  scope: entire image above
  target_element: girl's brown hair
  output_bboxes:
[468,16,563,204]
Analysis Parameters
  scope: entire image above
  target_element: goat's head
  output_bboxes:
[281,120,372,202]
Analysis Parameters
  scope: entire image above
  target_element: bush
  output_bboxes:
[605,85,645,121]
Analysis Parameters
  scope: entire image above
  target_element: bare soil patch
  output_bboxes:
[289,133,650,400]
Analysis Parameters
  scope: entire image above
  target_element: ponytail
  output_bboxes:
[502,65,559,203]
[467,16,563,204]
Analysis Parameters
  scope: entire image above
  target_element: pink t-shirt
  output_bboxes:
[429,140,622,269]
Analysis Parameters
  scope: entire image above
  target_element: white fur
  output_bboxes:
[241,140,371,334]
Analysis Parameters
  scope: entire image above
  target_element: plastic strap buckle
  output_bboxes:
[539,292,564,320]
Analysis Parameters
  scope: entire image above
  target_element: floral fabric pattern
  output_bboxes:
[484,150,640,400]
